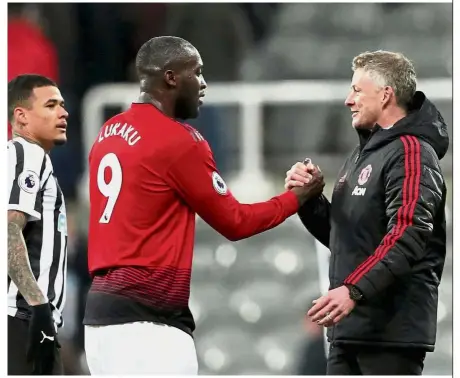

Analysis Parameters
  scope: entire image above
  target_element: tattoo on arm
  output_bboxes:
[7,211,47,306]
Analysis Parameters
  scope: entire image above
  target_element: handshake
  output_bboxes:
[285,158,325,206]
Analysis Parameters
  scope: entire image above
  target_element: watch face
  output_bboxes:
[351,287,362,300]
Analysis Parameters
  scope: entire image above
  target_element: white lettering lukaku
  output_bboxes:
[98,123,141,146]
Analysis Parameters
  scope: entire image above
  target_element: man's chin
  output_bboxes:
[53,136,67,146]
[352,121,373,130]
[179,109,199,120]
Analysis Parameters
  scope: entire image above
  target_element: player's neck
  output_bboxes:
[137,92,175,119]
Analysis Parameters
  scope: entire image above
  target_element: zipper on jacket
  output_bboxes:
[355,127,378,164]
[354,147,364,164]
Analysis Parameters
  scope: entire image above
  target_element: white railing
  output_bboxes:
[80,79,452,202]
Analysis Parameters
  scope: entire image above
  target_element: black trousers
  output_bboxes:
[327,343,426,375]
[8,316,63,375]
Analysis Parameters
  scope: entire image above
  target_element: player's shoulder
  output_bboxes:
[8,137,50,188]
[136,111,207,154]
[168,122,207,152]
[179,123,205,143]
[123,103,206,147]
[148,120,211,172]
[168,124,211,165]
[8,137,46,162]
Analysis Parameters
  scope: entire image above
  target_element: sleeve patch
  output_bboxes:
[212,171,228,195]
[18,170,40,194]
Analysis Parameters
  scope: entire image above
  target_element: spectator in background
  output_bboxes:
[8,4,59,82]
[8,3,59,140]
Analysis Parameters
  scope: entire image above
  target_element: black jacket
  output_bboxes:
[299,92,449,351]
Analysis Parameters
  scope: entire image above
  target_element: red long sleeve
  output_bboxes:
[166,142,299,241]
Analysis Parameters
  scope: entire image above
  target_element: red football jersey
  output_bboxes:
[85,103,299,331]
[88,103,299,271]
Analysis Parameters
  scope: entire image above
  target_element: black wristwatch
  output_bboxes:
[346,284,364,301]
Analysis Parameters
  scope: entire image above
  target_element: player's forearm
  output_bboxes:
[7,213,47,306]
[208,191,299,241]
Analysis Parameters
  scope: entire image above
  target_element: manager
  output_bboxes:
[285,50,449,375]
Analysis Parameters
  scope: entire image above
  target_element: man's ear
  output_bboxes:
[381,86,394,108]
[13,107,27,127]
[164,70,177,88]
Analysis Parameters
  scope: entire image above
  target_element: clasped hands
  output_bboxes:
[284,159,323,191]
[285,159,356,327]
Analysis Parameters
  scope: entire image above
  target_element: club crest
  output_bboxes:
[357,165,372,186]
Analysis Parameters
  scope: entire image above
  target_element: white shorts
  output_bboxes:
[84,322,198,375]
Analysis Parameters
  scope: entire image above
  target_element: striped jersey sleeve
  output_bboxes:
[8,139,49,221]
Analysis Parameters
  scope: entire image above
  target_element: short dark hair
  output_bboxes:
[135,36,197,79]
[8,74,57,123]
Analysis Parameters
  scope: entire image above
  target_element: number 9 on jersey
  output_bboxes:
[97,153,123,223]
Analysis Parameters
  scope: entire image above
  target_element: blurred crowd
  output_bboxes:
[8,3,452,374]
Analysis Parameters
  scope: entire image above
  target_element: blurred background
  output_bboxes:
[8,2,452,375]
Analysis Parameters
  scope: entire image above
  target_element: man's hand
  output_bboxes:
[286,159,325,205]
[285,159,322,190]
[307,286,356,327]
[27,303,58,374]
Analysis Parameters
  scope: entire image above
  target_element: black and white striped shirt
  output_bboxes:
[7,137,68,327]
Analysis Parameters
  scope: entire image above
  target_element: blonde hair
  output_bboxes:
[352,50,417,109]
